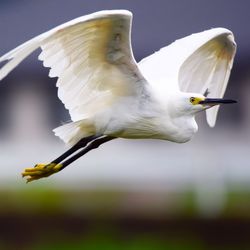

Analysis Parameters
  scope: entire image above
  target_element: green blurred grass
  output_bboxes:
[0,185,250,250]
[32,236,202,250]
[1,185,250,218]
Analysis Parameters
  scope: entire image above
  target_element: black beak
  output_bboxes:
[199,98,237,105]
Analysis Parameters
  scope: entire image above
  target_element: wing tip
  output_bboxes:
[208,27,236,46]
[206,106,219,128]
[90,9,132,19]
[210,27,232,33]
[207,119,216,128]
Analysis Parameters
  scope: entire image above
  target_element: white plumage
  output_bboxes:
[0,10,236,146]
[139,28,236,126]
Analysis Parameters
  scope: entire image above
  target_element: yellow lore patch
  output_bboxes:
[190,96,205,105]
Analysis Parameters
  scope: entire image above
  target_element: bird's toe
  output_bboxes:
[22,163,63,183]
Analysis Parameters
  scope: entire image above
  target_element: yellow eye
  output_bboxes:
[190,97,196,104]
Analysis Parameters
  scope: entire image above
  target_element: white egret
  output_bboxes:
[0,10,237,182]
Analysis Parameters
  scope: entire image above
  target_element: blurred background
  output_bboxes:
[0,0,250,249]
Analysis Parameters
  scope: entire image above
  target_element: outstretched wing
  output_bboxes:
[0,10,146,121]
[139,28,236,127]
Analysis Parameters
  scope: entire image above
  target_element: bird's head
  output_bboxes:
[176,92,237,115]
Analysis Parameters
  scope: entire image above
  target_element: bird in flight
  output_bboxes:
[0,10,237,182]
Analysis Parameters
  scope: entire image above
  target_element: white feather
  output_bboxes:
[139,28,236,127]
[0,10,149,143]
[53,120,95,145]
[0,10,236,145]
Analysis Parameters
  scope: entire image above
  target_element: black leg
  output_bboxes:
[22,135,116,183]
[52,135,99,164]
[59,135,116,171]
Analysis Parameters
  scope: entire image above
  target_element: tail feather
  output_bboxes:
[53,120,95,146]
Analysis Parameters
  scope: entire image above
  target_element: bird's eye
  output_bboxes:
[190,97,196,104]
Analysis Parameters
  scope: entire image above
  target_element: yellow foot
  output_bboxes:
[22,163,63,183]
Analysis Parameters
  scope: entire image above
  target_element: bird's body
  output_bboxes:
[0,10,237,182]
[94,89,198,143]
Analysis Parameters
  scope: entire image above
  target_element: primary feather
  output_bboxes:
[0,10,150,144]
[0,10,146,122]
